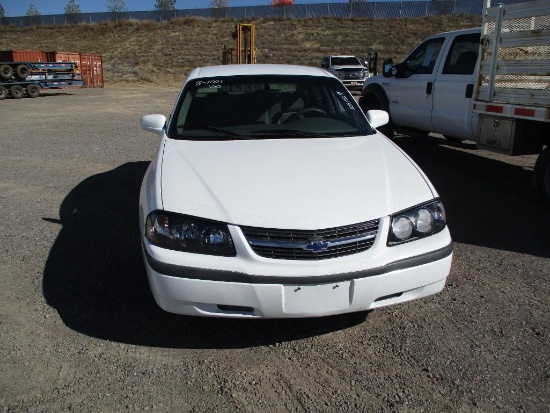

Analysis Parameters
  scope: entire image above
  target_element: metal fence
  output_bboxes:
[2,0,527,27]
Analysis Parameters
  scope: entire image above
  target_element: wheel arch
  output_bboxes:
[361,83,390,113]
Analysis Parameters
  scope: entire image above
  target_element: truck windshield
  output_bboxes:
[331,57,362,66]
[170,75,374,140]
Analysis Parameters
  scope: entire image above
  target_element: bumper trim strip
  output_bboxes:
[143,242,453,285]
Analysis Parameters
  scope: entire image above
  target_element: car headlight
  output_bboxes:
[388,200,446,246]
[145,211,236,256]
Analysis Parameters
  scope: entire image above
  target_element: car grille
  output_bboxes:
[240,219,379,260]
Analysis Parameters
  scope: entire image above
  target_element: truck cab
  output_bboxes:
[360,28,480,140]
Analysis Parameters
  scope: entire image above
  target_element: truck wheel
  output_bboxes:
[0,86,7,100]
[15,65,30,80]
[365,102,395,138]
[10,85,24,99]
[26,84,40,98]
[534,146,550,204]
[360,91,394,138]
[0,64,14,80]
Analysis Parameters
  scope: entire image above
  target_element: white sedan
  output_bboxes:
[139,64,452,318]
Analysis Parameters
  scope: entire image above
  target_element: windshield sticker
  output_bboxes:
[195,79,224,88]
[336,91,356,111]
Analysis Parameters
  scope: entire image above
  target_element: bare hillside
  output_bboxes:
[0,16,480,86]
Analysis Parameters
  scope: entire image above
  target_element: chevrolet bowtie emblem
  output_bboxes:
[304,238,330,252]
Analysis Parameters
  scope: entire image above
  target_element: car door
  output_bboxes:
[388,36,445,132]
[431,31,480,141]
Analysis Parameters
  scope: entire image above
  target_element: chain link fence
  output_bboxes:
[1,0,528,27]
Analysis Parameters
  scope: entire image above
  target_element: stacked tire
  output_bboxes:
[0,64,40,100]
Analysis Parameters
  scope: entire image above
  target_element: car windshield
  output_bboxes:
[170,75,374,140]
[331,57,362,66]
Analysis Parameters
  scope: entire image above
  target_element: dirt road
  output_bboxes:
[1,87,548,412]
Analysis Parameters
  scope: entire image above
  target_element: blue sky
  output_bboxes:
[2,0,390,16]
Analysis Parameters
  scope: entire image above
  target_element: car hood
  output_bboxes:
[160,135,435,229]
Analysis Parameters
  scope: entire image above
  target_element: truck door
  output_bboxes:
[431,32,480,141]
[388,36,445,132]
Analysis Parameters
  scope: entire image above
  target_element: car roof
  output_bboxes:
[188,64,332,80]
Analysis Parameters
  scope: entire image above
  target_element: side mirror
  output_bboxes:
[321,62,327,69]
[382,58,394,78]
[141,114,166,136]
[366,109,389,129]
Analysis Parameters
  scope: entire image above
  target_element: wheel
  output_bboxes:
[26,84,40,98]
[282,108,327,123]
[9,85,24,99]
[360,90,394,138]
[0,64,14,80]
[15,64,30,80]
[0,86,7,100]
[534,146,550,204]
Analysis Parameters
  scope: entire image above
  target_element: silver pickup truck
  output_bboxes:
[321,55,368,91]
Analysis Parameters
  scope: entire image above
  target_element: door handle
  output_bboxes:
[465,84,474,98]
[426,82,433,95]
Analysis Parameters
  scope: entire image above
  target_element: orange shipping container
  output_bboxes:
[45,51,81,73]
[79,54,104,88]
[0,49,48,62]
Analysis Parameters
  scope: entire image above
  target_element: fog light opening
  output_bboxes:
[217,304,255,313]
[374,292,403,302]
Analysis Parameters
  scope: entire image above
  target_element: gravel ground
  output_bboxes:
[1,87,548,413]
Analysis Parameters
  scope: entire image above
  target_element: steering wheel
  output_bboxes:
[283,108,327,123]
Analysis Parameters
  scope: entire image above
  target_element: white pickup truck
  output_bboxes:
[359,0,550,203]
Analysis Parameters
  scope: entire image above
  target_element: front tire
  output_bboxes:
[534,146,550,205]
[360,92,394,138]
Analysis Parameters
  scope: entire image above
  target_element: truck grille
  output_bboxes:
[337,68,365,80]
[240,219,379,260]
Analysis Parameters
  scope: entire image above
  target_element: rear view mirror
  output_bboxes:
[382,58,394,78]
[141,114,166,136]
[366,110,389,129]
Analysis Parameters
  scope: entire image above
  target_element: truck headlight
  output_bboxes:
[145,211,236,256]
[388,200,446,246]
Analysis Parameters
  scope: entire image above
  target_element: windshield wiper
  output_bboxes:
[177,125,252,139]
[250,129,333,138]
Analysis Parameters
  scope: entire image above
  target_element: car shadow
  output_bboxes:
[392,133,550,258]
[42,162,369,349]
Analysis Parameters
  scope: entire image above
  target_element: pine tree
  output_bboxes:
[106,0,127,13]
[65,0,81,14]
[26,4,41,16]
[210,0,229,8]
[154,0,176,11]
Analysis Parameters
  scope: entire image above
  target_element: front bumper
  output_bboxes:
[141,218,453,318]
[342,79,366,90]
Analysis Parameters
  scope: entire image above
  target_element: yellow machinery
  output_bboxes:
[222,23,256,65]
